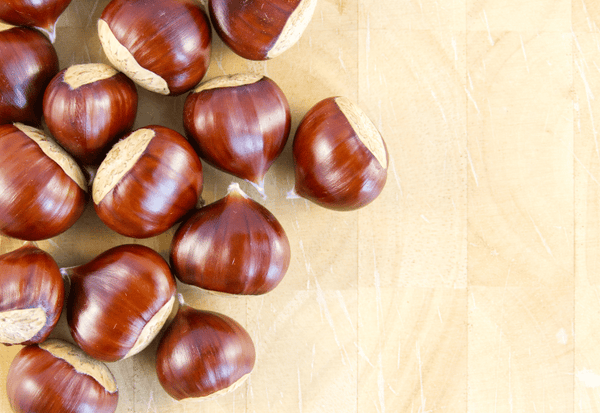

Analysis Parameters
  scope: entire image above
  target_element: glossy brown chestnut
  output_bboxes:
[98,0,211,95]
[93,125,203,238]
[0,244,63,345]
[7,339,118,413]
[156,303,256,400]
[67,244,176,362]
[0,0,72,42]
[0,123,87,240]
[170,183,290,295]
[291,96,389,210]
[183,73,291,193]
[0,23,59,126]
[43,63,138,165]
[210,0,317,60]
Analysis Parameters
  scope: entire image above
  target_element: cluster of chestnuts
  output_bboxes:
[0,0,389,411]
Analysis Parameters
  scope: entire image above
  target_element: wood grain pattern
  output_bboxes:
[1,0,598,412]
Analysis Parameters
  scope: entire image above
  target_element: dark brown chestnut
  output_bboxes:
[93,125,203,238]
[183,73,291,195]
[43,63,138,165]
[156,302,256,400]
[0,244,63,345]
[210,0,317,60]
[0,0,72,42]
[98,0,211,95]
[7,339,118,413]
[291,96,388,210]
[0,123,87,240]
[66,244,176,362]
[0,22,59,126]
[170,183,290,295]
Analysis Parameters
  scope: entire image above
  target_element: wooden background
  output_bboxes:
[2,0,600,411]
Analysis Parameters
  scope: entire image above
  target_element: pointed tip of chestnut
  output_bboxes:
[210,0,317,60]
[99,0,211,95]
[156,307,255,400]
[0,0,72,43]
[7,339,118,413]
[292,96,389,211]
[171,185,291,295]
[183,74,291,185]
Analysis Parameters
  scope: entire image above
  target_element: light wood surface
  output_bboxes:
[2,0,599,412]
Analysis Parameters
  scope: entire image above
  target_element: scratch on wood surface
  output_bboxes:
[310,343,316,382]
[451,36,458,62]
[336,291,355,333]
[465,87,480,114]
[430,89,447,124]
[527,213,553,257]
[356,342,375,367]
[482,10,494,46]
[314,275,351,366]
[374,352,386,413]
[338,49,347,73]
[416,342,426,413]
[297,367,303,413]
[574,56,600,160]
[420,214,430,223]
[466,148,479,187]
[519,35,529,73]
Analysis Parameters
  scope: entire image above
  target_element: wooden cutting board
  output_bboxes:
[2,0,599,411]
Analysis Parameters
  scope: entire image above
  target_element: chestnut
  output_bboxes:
[0,22,59,126]
[98,0,211,95]
[156,301,256,400]
[291,96,389,210]
[0,244,63,346]
[209,0,318,60]
[67,244,176,362]
[43,63,138,165]
[0,0,72,42]
[0,123,87,240]
[7,339,118,413]
[93,125,203,238]
[183,73,291,194]
[170,183,290,295]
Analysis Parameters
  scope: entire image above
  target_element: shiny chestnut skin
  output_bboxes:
[0,23,59,126]
[156,304,256,400]
[292,97,389,210]
[210,0,317,60]
[170,183,291,295]
[67,244,177,362]
[99,0,211,95]
[0,0,72,42]
[0,244,64,345]
[183,74,291,190]
[93,125,203,239]
[0,123,87,240]
[43,63,138,165]
[7,339,118,413]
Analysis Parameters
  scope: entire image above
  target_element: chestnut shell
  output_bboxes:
[0,124,87,240]
[43,66,138,165]
[100,0,212,95]
[0,0,72,38]
[156,305,256,400]
[0,25,59,126]
[0,244,64,345]
[67,244,176,362]
[183,75,291,185]
[292,97,388,210]
[7,341,118,413]
[94,125,204,239]
[170,186,291,295]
